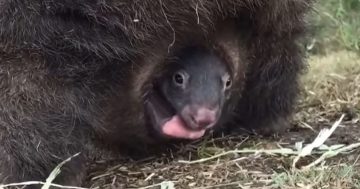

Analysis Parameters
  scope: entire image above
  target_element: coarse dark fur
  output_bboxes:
[0,0,314,188]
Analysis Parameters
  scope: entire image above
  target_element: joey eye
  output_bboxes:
[223,74,232,90]
[225,78,232,89]
[173,71,186,86]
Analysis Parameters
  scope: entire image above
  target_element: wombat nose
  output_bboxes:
[192,107,217,129]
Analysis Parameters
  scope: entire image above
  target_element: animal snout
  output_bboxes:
[182,105,219,130]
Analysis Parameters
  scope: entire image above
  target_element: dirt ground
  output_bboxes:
[87,124,360,189]
[85,51,360,189]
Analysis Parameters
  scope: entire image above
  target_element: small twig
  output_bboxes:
[139,181,177,189]
[293,114,345,168]
[0,153,85,189]
[303,142,360,170]
[42,153,81,189]
[193,181,243,189]
[144,173,156,181]
[179,148,297,164]
[0,182,88,189]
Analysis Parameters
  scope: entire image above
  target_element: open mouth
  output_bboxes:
[143,90,206,140]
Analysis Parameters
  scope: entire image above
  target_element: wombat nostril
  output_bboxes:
[192,107,217,129]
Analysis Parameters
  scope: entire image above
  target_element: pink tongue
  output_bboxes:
[162,116,205,139]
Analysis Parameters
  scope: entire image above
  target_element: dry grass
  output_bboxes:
[297,50,360,123]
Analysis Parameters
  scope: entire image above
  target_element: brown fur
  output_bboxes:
[0,0,314,187]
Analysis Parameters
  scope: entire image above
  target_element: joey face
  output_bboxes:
[144,47,233,140]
